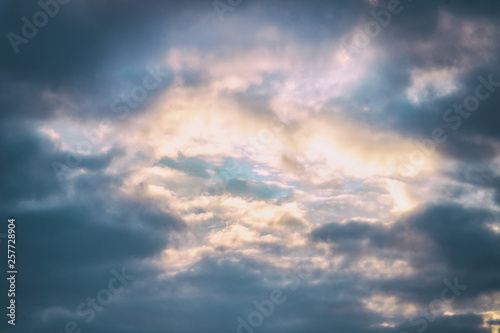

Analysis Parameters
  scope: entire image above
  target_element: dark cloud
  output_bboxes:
[0,116,130,205]
[394,313,489,333]
[0,121,63,203]
[328,0,500,163]
[450,165,500,204]
[312,204,500,308]
[0,176,184,332]
[0,0,186,122]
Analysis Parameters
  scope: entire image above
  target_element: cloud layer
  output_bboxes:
[1,0,500,332]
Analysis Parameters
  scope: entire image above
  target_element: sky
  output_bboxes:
[1,0,500,332]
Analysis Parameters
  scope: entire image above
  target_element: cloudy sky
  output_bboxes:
[1,0,500,332]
